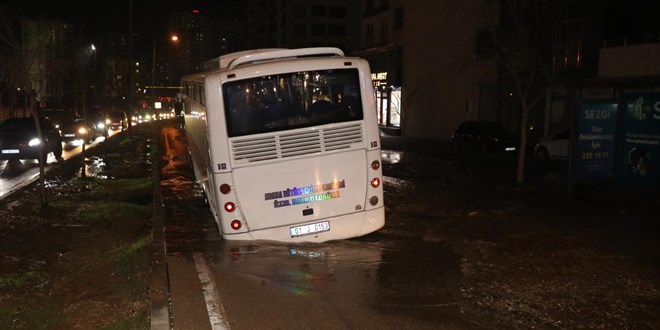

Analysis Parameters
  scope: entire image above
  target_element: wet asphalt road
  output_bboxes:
[158,125,486,329]
[156,123,659,329]
[0,131,120,201]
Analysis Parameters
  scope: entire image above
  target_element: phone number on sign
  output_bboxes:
[581,152,609,160]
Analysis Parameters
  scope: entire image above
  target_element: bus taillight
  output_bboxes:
[224,202,235,212]
[370,177,381,188]
[220,183,231,194]
[230,220,242,230]
[371,160,380,170]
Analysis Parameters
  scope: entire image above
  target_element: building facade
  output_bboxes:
[21,18,75,110]
[356,0,500,139]
[169,10,212,80]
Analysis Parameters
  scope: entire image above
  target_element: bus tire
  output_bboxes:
[201,186,209,205]
[187,151,196,180]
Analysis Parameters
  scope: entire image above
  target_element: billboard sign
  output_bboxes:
[618,93,660,189]
[574,103,618,181]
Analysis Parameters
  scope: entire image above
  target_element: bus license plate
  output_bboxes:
[290,221,330,237]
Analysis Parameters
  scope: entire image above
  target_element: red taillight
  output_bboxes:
[220,183,231,194]
[224,202,235,212]
[370,177,381,188]
[230,220,242,230]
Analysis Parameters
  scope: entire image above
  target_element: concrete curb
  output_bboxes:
[150,129,172,329]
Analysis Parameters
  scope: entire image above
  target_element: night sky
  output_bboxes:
[3,0,245,41]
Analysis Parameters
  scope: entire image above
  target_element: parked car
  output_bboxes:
[0,117,63,161]
[106,111,127,131]
[451,120,518,153]
[59,117,98,144]
[534,129,569,161]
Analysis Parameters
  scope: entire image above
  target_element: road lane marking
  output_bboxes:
[193,253,230,330]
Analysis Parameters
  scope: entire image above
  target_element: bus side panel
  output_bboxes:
[356,60,381,151]
[183,98,220,226]
[204,74,233,174]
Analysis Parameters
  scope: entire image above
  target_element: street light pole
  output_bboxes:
[150,36,178,103]
[132,34,178,119]
[152,40,156,100]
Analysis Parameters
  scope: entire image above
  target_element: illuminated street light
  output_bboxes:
[151,35,179,99]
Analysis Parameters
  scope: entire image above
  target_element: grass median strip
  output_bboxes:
[0,126,157,329]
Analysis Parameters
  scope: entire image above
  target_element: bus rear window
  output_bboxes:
[223,68,364,137]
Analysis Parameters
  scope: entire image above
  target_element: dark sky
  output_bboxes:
[4,0,244,41]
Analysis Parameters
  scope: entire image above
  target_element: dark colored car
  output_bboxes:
[106,111,127,131]
[0,117,63,161]
[59,117,98,144]
[451,120,518,153]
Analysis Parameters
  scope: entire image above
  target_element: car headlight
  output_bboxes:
[28,138,41,147]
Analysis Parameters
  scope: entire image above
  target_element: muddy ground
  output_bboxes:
[1,121,659,329]
[0,125,156,329]
[381,151,660,329]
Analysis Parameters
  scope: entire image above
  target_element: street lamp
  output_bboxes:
[91,44,97,106]
[82,44,97,122]
[150,35,179,99]
[132,33,178,122]
[80,43,96,178]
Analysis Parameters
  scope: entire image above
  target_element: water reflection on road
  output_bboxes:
[0,131,121,200]
[160,126,480,329]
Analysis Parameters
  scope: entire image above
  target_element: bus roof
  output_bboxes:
[188,47,347,83]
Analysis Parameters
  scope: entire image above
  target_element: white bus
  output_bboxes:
[179,47,384,243]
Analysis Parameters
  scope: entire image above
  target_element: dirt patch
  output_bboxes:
[383,157,660,329]
[0,126,156,329]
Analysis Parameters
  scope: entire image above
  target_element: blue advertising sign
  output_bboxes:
[575,103,618,181]
[618,93,660,189]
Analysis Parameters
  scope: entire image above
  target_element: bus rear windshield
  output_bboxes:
[223,68,364,137]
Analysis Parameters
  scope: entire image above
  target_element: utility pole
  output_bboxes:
[127,0,134,137]
[152,40,156,100]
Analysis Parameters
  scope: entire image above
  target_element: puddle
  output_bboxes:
[76,156,107,179]
[381,150,403,164]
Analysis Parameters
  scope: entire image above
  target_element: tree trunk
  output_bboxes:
[516,105,529,184]
[33,104,49,207]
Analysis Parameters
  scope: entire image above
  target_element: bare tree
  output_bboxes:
[0,6,67,207]
[0,4,25,118]
[102,58,131,115]
[488,0,565,184]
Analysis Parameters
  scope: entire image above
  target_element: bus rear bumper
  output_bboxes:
[222,207,385,243]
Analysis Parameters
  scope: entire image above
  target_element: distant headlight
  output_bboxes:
[78,127,88,134]
[29,138,41,147]
[105,119,111,125]
[97,122,105,129]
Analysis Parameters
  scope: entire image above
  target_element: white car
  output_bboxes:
[534,129,569,161]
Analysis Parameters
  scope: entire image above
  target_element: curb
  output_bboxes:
[150,128,172,329]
